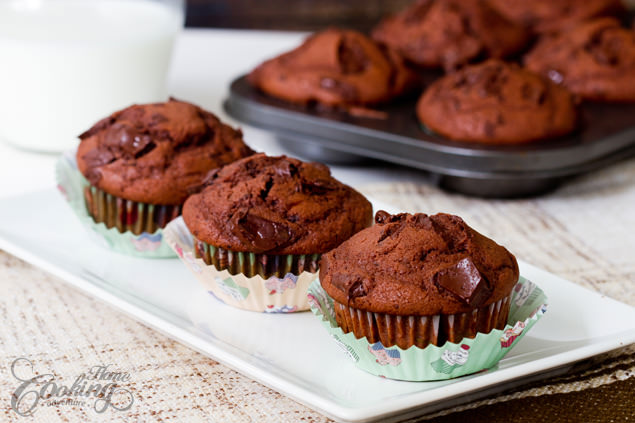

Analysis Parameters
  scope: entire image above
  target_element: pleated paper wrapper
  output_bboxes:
[164,217,319,313]
[308,276,547,381]
[55,152,177,258]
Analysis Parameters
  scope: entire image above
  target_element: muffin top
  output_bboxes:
[320,211,520,315]
[486,0,623,34]
[248,28,418,107]
[524,18,635,102]
[371,0,529,71]
[416,59,578,144]
[182,153,373,255]
[76,99,254,206]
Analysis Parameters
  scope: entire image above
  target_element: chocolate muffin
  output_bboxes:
[76,98,254,234]
[182,153,373,277]
[319,211,520,349]
[486,0,624,34]
[416,60,578,144]
[524,18,635,102]
[248,28,419,108]
[371,0,530,71]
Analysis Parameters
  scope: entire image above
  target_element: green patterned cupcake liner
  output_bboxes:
[308,276,547,381]
[84,185,181,235]
[55,152,177,258]
[165,217,319,312]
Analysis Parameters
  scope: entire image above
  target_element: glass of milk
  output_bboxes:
[0,0,184,152]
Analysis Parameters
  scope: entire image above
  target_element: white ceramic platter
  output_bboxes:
[0,189,633,422]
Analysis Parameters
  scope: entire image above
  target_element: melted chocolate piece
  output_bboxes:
[434,257,492,306]
[376,222,403,243]
[102,122,157,158]
[348,278,368,299]
[337,37,368,74]
[301,178,338,195]
[374,210,392,224]
[412,213,433,230]
[374,210,413,225]
[233,213,293,253]
[80,149,116,184]
[375,211,434,232]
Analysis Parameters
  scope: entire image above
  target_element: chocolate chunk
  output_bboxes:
[101,122,157,159]
[337,37,368,74]
[80,149,116,184]
[260,177,274,201]
[81,148,115,169]
[434,257,492,306]
[375,210,392,224]
[348,279,368,299]
[374,211,413,225]
[301,178,337,195]
[377,223,403,243]
[376,212,435,242]
[233,213,293,253]
[412,213,432,229]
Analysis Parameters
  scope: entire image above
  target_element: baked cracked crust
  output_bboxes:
[182,153,373,255]
[416,60,578,144]
[372,0,530,71]
[248,28,419,107]
[524,18,635,102]
[320,211,519,316]
[77,98,254,205]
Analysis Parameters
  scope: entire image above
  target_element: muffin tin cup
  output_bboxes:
[308,277,547,381]
[55,152,177,258]
[164,217,319,313]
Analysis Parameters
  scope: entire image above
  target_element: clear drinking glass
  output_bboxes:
[0,0,185,152]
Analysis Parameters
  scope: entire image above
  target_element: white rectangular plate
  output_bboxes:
[0,189,634,422]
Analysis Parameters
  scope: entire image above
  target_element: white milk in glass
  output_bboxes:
[0,0,183,152]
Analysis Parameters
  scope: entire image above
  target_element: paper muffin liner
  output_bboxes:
[84,185,181,235]
[308,277,547,381]
[55,152,177,258]
[164,217,319,313]
[193,237,319,279]
[333,295,511,350]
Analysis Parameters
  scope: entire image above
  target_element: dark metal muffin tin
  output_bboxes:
[224,75,635,197]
